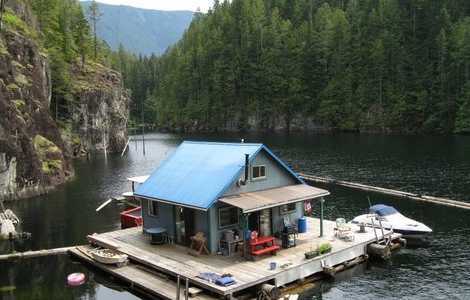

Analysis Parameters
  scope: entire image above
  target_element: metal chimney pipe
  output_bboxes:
[244,154,249,184]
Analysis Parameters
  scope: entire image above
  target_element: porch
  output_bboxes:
[84,217,399,298]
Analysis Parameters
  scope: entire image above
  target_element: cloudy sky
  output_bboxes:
[84,0,214,12]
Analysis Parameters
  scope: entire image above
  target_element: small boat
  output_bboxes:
[351,204,432,244]
[90,248,129,267]
[120,206,142,229]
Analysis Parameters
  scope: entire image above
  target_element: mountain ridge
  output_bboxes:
[80,1,194,55]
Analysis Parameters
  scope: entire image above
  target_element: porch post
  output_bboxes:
[320,197,325,237]
[243,213,249,258]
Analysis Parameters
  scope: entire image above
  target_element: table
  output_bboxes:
[145,227,167,245]
[219,238,244,256]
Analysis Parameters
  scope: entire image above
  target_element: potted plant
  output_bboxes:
[304,249,318,259]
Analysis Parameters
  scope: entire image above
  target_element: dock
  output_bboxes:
[300,173,470,210]
[70,217,400,299]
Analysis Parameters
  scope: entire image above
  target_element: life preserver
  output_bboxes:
[67,273,86,286]
[250,230,258,240]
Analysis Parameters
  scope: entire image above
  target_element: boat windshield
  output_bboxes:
[369,204,398,216]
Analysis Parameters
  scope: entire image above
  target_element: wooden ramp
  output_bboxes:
[70,246,217,300]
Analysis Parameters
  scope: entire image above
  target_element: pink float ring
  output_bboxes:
[67,273,86,286]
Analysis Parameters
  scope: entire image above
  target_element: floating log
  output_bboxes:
[367,243,391,260]
[299,173,470,210]
[121,137,131,157]
[0,246,75,261]
[96,198,113,212]
[322,255,368,278]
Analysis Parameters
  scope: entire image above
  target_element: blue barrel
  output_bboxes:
[245,230,251,240]
[298,217,307,233]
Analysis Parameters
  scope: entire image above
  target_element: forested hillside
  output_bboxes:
[120,0,470,133]
[80,1,194,56]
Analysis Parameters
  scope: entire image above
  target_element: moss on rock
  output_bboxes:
[33,135,63,175]
[3,10,37,40]
[41,159,63,175]
[33,135,61,155]
[14,73,30,86]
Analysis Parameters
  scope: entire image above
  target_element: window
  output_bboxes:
[280,203,297,215]
[252,165,266,180]
[148,201,159,217]
[219,206,239,228]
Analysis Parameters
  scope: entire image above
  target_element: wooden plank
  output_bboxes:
[70,246,217,300]
[0,246,75,261]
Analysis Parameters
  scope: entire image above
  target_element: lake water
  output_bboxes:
[1,132,470,300]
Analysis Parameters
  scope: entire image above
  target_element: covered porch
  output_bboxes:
[217,184,329,258]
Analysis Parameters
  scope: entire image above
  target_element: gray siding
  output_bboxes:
[141,198,176,238]
[208,202,243,254]
[223,150,297,196]
[271,202,304,234]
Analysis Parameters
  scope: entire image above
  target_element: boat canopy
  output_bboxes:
[369,204,398,216]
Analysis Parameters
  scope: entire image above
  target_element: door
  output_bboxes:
[248,211,260,232]
[174,206,195,246]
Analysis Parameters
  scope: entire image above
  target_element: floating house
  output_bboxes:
[72,141,401,300]
[134,141,329,254]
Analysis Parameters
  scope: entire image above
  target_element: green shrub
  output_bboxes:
[3,11,36,39]
[317,243,332,255]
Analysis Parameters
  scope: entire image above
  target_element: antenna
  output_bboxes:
[367,196,372,209]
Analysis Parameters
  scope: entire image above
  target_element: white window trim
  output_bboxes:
[218,206,239,229]
[251,165,267,181]
[148,200,159,217]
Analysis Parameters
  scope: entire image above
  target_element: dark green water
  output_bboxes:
[1,133,470,299]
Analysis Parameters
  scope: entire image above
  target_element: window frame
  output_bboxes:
[251,165,267,181]
[280,202,297,215]
[218,206,239,229]
[148,200,159,217]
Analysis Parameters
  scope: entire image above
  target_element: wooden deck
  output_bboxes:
[79,217,398,298]
[70,246,217,300]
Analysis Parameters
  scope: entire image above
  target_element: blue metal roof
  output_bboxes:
[135,141,302,210]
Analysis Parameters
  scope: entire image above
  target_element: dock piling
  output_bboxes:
[176,275,181,300]
[185,277,189,300]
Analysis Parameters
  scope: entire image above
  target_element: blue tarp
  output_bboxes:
[369,204,398,216]
[135,141,302,210]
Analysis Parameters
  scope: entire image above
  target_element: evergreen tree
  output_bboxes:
[88,0,102,60]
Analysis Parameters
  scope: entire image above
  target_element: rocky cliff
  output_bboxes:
[0,1,130,201]
[70,63,129,155]
[0,1,72,200]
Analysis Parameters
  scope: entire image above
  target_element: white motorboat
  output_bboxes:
[351,204,432,243]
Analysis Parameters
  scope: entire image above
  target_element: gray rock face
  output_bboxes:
[0,9,72,201]
[0,154,17,200]
[71,65,130,154]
